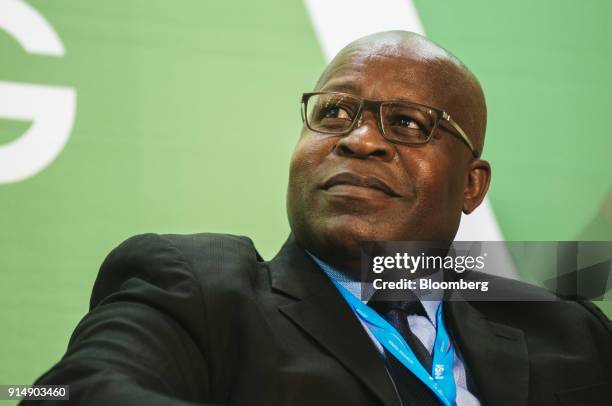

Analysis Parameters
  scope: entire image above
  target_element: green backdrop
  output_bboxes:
[1,0,610,393]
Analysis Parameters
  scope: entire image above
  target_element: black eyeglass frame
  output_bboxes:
[300,91,480,158]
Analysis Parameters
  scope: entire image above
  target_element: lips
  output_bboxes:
[322,172,401,197]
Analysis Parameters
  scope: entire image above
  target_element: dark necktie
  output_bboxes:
[371,299,433,371]
[369,298,441,406]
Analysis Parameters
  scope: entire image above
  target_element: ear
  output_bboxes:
[463,159,491,214]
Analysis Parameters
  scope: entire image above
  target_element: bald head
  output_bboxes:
[315,31,487,153]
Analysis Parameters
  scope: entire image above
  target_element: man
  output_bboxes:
[27,31,611,405]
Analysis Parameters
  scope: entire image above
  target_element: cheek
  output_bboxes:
[289,133,335,187]
[287,134,327,209]
[408,154,463,217]
[289,137,314,177]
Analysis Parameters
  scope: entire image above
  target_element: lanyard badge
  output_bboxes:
[332,281,457,406]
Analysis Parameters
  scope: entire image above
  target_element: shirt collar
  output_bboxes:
[308,253,441,324]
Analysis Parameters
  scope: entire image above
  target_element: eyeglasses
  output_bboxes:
[301,91,480,158]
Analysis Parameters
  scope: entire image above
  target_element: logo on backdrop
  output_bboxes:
[0,0,76,183]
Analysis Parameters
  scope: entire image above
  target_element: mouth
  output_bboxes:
[321,172,401,198]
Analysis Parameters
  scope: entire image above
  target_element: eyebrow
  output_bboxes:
[319,81,363,95]
[315,84,422,105]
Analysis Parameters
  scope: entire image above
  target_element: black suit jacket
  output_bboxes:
[27,233,612,406]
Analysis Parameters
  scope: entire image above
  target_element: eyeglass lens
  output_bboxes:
[305,93,437,144]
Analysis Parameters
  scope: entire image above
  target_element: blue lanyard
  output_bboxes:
[331,281,457,406]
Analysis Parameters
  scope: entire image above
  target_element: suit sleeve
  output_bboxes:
[23,233,221,405]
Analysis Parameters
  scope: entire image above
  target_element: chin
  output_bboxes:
[314,215,390,257]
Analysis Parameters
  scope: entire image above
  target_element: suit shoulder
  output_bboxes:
[155,233,266,293]
[103,232,261,266]
[95,233,263,306]
[575,299,612,338]
[465,272,612,340]
[156,233,268,313]
[97,233,180,281]
[160,232,261,258]
[158,232,263,272]
[91,233,201,309]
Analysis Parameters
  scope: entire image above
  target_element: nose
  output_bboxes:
[334,111,394,161]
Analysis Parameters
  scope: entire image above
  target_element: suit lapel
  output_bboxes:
[444,291,529,406]
[269,235,401,406]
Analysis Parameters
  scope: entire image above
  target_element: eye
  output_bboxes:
[321,105,352,120]
[390,115,420,129]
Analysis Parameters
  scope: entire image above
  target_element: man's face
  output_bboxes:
[287,46,484,268]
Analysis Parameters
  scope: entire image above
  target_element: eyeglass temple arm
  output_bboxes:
[442,112,480,158]
[300,97,310,124]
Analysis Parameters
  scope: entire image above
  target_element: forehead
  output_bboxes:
[317,48,464,111]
